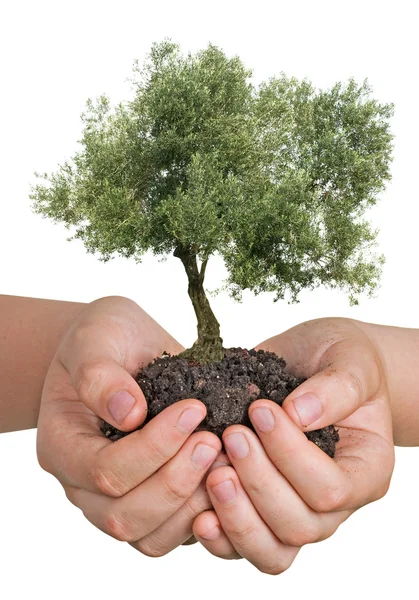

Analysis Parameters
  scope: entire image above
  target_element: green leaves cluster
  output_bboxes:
[31,40,394,304]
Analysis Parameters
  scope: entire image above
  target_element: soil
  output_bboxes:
[100,348,339,457]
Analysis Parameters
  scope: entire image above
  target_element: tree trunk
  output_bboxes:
[174,246,224,363]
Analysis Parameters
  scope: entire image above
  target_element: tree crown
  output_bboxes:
[31,40,394,304]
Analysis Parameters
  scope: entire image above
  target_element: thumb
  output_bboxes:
[281,340,382,431]
[70,358,147,431]
[57,319,148,431]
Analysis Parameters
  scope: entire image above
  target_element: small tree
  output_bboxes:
[31,40,394,363]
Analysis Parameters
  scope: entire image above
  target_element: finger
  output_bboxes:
[41,397,208,495]
[193,510,241,560]
[92,399,209,496]
[223,424,350,545]
[60,296,184,375]
[254,318,365,380]
[57,298,183,431]
[256,322,383,432]
[206,466,300,575]
[249,400,392,511]
[63,355,147,432]
[132,481,211,557]
[66,431,221,542]
[284,351,382,433]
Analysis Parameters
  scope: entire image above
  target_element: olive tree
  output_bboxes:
[31,40,394,362]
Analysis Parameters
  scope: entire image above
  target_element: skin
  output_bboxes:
[0,295,417,573]
[354,321,419,446]
[0,295,85,432]
[2,294,222,555]
[34,296,225,555]
[192,319,395,571]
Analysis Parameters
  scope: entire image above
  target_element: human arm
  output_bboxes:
[0,295,84,433]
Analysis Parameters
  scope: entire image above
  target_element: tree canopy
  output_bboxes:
[30,40,394,360]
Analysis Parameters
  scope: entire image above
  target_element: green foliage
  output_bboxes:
[31,39,394,305]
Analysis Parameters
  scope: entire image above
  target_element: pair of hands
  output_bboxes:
[37,297,394,574]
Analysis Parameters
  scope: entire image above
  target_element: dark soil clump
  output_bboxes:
[101,348,339,457]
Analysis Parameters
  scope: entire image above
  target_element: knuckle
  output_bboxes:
[246,472,271,496]
[177,499,197,520]
[271,446,300,471]
[69,323,94,352]
[281,524,322,547]
[145,438,172,467]
[103,511,135,542]
[75,360,109,401]
[322,361,364,403]
[311,484,348,512]
[180,489,211,519]
[162,472,192,506]
[345,368,365,402]
[91,464,126,498]
[223,520,257,542]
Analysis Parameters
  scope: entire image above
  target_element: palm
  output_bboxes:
[255,317,395,509]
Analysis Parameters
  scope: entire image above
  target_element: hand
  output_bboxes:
[192,318,395,574]
[37,296,221,556]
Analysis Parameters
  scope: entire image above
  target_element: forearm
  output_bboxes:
[0,295,85,433]
[355,320,419,446]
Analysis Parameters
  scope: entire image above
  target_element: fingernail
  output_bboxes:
[108,391,136,424]
[251,407,274,432]
[191,443,218,469]
[293,393,323,427]
[224,433,249,459]
[212,479,236,505]
[177,407,205,433]
[200,526,220,541]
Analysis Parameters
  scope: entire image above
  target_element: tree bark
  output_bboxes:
[174,246,224,363]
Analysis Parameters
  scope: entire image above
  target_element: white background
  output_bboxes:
[0,0,418,598]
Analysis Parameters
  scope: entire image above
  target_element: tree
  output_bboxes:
[30,40,394,363]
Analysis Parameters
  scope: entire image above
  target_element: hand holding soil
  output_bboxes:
[37,296,222,557]
[36,297,395,574]
[190,318,395,568]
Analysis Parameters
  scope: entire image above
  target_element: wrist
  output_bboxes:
[353,319,419,446]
